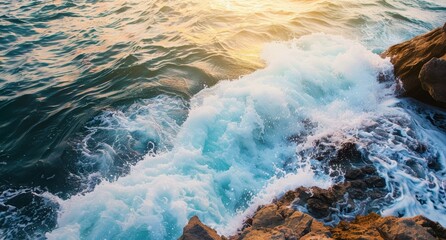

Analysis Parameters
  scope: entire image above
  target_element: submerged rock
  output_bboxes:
[301,141,388,220]
[382,22,446,108]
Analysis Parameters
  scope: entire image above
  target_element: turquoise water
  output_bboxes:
[1,0,446,239]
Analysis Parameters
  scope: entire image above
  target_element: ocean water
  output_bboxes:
[1,0,446,239]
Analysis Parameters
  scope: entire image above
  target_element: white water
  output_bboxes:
[73,96,188,190]
[46,34,417,239]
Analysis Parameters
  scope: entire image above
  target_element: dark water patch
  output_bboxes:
[0,187,59,240]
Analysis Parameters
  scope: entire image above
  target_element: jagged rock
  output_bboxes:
[332,213,446,240]
[286,141,388,221]
[331,142,365,166]
[382,22,446,108]
[179,216,223,240]
[231,202,332,240]
[180,208,446,240]
[251,204,284,229]
[412,215,446,239]
[379,218,434,240]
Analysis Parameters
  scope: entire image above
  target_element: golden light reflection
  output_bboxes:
[24,0,370,84]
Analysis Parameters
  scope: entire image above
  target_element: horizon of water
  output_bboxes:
[1,0,446,239]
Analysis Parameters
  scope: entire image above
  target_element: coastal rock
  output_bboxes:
[419,57,446,103]
[251,204,284,229]
[382,22,446,108]
[180,208,446,240]
[332,213,446,240]
[179,216,223,240]
[292,141,388,220]
[231,202,332,240]
[179,138,446,240]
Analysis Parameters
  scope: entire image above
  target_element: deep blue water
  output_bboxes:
[1,0,446,239]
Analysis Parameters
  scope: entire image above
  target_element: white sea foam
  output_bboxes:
[375,103,446,225]
[47,33,416,239]
[220,165,332,236]
[73,95,188,189]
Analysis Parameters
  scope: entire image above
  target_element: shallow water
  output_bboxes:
[1,0,446,239]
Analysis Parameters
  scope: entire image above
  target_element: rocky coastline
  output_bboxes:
[382,23,446,108]
[179,24,446,240]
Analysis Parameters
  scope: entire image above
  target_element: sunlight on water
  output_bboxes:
[1,0,446,239]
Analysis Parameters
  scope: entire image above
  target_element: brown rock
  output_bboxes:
[412,216,446,239]
[282,141,389,222]
[179,216,223,240]
[231,200,332,240]
[377,217,435,240]
[283,211,313,237]
[180,210,446,240]
[419,57,446,103]
[241,229,283,240]
[331,213,446,240]
[251,204,284,229]
[382,23,446,108]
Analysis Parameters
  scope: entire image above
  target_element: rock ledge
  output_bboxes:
[180,202,446,240]
[382,22,446,108]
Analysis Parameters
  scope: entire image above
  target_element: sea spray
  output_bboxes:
[220,165,331,236]
[47,34,396,239]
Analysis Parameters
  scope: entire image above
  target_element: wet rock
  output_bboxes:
[282,141,389,221]
[179,136,446,240]
[419,57,446,103]
[405,159,426,178]
[365,176,386,188]
[345,168,364,180]
[427,155,443,171]
[382,23,446,108]
[307,197,331,218]
[330,142,365,167]
[179,216,223,240]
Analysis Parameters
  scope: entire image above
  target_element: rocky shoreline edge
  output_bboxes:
[382,22,446,108]
[181,207,445,240]
[179,23,446,240]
